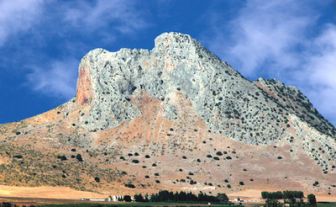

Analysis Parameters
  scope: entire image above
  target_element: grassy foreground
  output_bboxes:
[317,202,336,207]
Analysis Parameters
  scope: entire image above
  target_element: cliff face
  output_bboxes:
[0,32,335,197]
[76,33,335,143]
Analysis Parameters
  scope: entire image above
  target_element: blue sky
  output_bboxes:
[0,0,335,126]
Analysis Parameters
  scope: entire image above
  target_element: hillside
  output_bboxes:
[0,32,335,199]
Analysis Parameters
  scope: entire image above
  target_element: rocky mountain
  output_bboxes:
[0,33,335,198]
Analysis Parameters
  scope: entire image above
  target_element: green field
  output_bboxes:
[317,202,336,207]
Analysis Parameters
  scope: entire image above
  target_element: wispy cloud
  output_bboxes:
[0,0,45,46]
[18,0,148,99]
[63,0,149,34]
[203,0,336,124]
[26,59,78,99]
[303,25,336,122]
[205,0,314,75]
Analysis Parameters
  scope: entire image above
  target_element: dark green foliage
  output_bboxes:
[76,154,83,162]
[138,190,228,203]
[283,190,304,200]
[216,193,229,203]
[94,177,100,183]
[262,190,304,200]
[124,182,135,188]
[261,191,283,200]
[313,181,319,187]
[13,154,23,159]
[307,194,316,206]
[57,155,67,161]
[265,199,281,207]
[134,193,147,202]
[123,195,132,202]
[261,190,306,207]
[131,159,139,164]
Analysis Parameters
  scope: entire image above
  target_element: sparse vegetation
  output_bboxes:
[57,155,67,161]
[94,177,100,183]
[124,182,135,188]
[131,159,139,164]
[76,154,83,162]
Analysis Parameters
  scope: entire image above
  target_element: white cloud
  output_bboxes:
[204,0,336,124]
[206,0,313,75]
[303,25,336,122]
[307,25,336,89]
[63,0,148,34]
[21,0,150,99]
[26,59,78,99]
[0,0,45,46]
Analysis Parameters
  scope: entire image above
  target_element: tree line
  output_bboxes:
[133,190,229,203]
[261,191,317,207]
[261,191,304,200]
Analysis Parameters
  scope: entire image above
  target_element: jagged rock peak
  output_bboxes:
[74,32,230,132]
[154,32,202,53]
[75,32,223,106]
[74,32,335,145]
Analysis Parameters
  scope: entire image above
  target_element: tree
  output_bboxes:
[307,194,317,207]
[216,193,229,203]
[261,191,269,199]
[283,190,304,204]
[76,154,83,162]
[134,193,145,202]
[266,199,281,207]
[123,195,132,202]
[148,190,221,203]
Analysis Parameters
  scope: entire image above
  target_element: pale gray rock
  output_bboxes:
[76,32,336,149]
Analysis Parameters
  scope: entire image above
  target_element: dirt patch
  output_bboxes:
[0,185,107,199]
[0,156,9,165]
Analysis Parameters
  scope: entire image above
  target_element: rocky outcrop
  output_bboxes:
[75,32,335,145]
[0,32,335,196]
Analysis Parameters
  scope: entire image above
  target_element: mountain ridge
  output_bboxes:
[0,32,335,198]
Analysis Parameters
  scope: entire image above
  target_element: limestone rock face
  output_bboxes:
[76,32,335,144]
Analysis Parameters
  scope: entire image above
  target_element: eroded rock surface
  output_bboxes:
[76,33,335,144]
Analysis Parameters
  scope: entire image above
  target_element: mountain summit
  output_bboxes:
[0,32,335,198]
